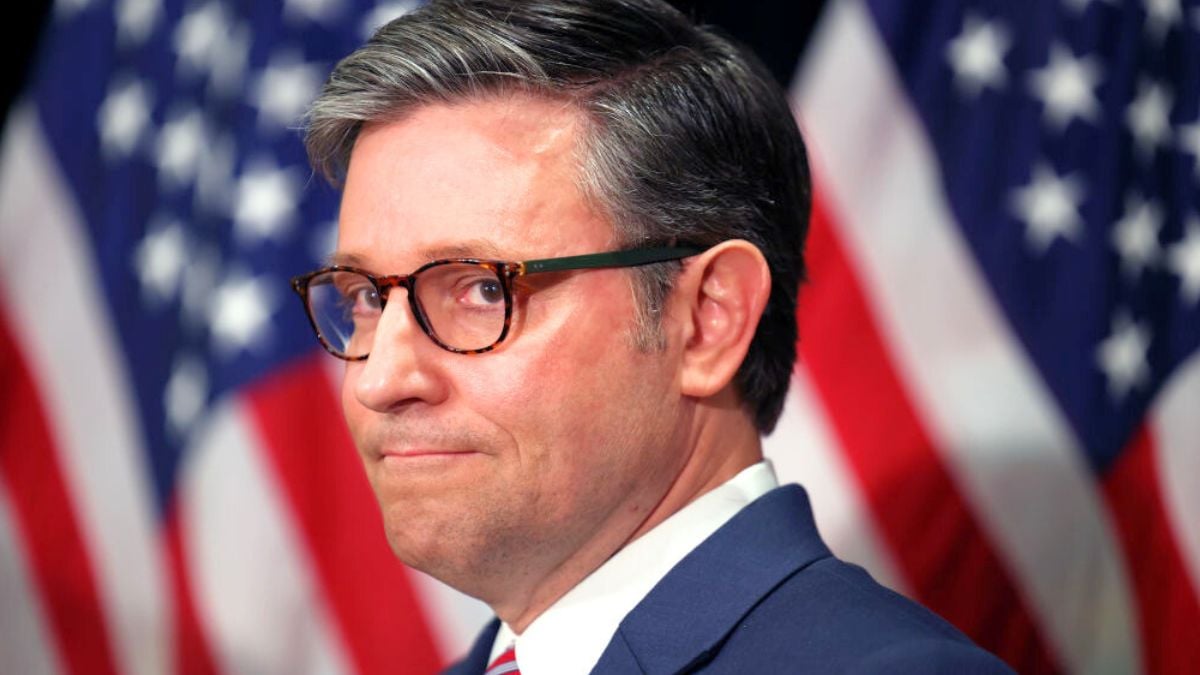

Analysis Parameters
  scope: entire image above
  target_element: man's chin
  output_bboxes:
[381,520,507,599]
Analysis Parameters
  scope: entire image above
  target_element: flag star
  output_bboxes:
[174,2,228,74]
[1143,0,1182,40]
[946,15,1011,97]
[194,134,236,215]
[180,247,220,329]
[1096,313,1152,401]
[359,0,420,39]
[1179,121,1200,180]
[1028,44,1102,130]
[310,220,339,263]
[1127,80,1172,159]
[165,356,209,437]
[1111,194,1162,278]
[1010,163,1086,253]
[56,0,94,19]
[97,79,154,158]
[156,109,206,189]
[116,0,161,45]
[1063,0,1116,13]
[250,53,325,130]
[207,23,251,99]
[234,160,302,243]
[134,220,187,304]
[285,0,344,24]
[1167,219,1200,305]
[209,274,277,356]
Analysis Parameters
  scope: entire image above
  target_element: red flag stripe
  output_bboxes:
[1102,425,1200,675]
[244,353,443,674]
[798,192,1060,673]
[162,504,220,675]
[0,484,62,673]
[0,305,120,675]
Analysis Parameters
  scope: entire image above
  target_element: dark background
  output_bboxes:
[0,1,826,131]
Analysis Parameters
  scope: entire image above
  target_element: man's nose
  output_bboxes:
[351,293,448,412]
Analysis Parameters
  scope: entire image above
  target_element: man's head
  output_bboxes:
[308,0,810,432]
[303,0,809,625]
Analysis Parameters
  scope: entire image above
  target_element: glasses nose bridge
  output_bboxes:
[369,271,432,352]
[373,273,414,303]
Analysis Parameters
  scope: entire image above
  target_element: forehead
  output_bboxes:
[336,93,613,266]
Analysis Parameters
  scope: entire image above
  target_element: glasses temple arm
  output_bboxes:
[521,246,704,274]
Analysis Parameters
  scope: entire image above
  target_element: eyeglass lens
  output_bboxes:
[304,263,507,356]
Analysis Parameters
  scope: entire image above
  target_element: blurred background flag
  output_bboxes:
[1,0,1197,674]
[0,0,492,673]
[773,0,1200,674]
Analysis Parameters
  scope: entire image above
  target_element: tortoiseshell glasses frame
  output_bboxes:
[290,245,703,359]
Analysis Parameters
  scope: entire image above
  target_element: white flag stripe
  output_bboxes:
[1152,351,1200,597]
[0,485,62,675]
[0,106,169,675]
[794,3,1140,673]
[764,366,908,594]
[180,397,353,675]
[410,570,494,665]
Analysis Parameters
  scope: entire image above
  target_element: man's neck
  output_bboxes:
[489,460,779,671]
[494,393,763,633]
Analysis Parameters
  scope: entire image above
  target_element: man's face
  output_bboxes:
[335,94,690,603]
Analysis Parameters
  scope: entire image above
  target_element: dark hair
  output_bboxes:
[305,0,810,433]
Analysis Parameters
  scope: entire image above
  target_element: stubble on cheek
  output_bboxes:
[371,466,566,598]
[348,423,529,577]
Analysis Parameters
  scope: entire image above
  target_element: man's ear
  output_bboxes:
[676,240,771,398]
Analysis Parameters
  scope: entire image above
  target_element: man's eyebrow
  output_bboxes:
[420,239,509,260]
[326,251,368,267]
[327,239,521,269]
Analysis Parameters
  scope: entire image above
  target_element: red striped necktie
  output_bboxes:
[484,646,520,675]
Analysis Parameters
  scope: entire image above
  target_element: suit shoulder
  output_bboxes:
[700,556,1014,673]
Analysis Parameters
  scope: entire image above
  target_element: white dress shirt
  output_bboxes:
[487,460,779,675]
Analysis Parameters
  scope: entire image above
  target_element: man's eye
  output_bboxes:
[458,278,504,307]
[342,284,381,313]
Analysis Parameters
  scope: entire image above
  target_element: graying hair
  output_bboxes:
[305,0,810,433]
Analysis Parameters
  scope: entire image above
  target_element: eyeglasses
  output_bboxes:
[290,245,702,359]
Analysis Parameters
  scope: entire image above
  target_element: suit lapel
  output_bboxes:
[440,618,499,675]
[591,485,831,675]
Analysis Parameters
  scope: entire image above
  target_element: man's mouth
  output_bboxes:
[381,448,479,459]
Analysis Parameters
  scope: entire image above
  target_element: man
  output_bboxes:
[292,0,1014,672]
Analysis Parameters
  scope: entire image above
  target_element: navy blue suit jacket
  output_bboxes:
[444,485,1014,674]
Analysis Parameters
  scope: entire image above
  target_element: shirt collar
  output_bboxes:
[489,460,779,675]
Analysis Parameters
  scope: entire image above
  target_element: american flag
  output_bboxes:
[0,1,1196,674]
[1,0,491,673]
[778,0,1200,673]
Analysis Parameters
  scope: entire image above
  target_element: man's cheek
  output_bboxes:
[340,367,362,424]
